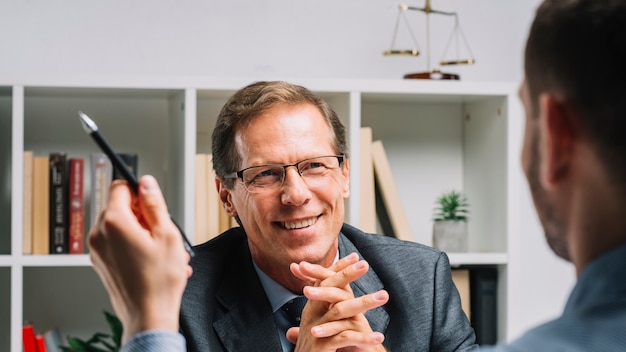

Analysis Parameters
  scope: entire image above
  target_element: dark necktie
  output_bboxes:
[281,296,308,328]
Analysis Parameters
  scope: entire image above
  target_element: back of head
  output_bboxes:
[525,0,626,184]
[211,81,347,188]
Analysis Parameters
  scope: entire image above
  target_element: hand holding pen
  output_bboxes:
[79,111,195,257]
[89,174,193,343]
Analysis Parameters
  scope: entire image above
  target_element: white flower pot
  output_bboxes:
[433,220,468,252]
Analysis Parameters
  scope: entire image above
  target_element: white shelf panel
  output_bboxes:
[20,254,92,267]
[0,255,12,267]
[448,252,508,267]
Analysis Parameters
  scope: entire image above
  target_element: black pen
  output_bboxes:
[79,111,195,257]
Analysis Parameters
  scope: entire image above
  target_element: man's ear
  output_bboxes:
[341,158,350,198]
[217,178,237,216]
[538,93,577,189]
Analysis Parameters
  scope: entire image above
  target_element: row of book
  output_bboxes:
[360,126,412,240]
[22,151,137,255]
[22,324,63,352]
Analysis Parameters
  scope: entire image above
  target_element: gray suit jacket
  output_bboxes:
[180,223,477,352]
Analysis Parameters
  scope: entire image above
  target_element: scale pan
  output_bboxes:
[383,49,420,56]
[439,58,476,66]
[404,69,459,80]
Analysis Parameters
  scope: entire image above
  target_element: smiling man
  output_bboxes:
[177,80,476,352]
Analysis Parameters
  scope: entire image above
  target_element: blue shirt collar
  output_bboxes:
[565,242,626,312]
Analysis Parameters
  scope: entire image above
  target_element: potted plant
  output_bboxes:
[60,311,122,352]
[432,190,469,252]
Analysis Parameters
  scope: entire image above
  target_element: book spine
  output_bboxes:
[451,268,471,321]
[194,154,208,244]
[358,127,376,233]
[90,153,112,229]
[32,156,50,255]
[49,152,68,254]
[371,140,413,241]
[68,158,85,254]
[207,155,221,238]
[23,151,34,254]
[43,327,64,352]
[36,335,47,352]
[470,267,498,345]
[22,324,37,352]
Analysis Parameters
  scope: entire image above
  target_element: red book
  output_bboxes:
[22,324,37,352]
[36,335,47,352]
[68,158,85,254]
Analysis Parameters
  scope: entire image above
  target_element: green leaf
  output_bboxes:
[62,311,123,352]
[67,337,89,349]
[433,190,469,221]
[104,310,123,348]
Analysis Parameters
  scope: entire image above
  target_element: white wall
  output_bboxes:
[0,0,576,342]
[2,0,538,82]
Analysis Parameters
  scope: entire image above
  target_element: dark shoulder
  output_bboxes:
[188,227,248,276]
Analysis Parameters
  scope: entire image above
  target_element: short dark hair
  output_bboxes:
[211,81,348,188]
[525,0,626,182]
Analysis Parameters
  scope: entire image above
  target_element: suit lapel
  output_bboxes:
[213,243,283,352]
[339,233,391,334]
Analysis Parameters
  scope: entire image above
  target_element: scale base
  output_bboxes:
[403,69,460,80]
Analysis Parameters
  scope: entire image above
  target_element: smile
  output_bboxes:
[282,217,317,230]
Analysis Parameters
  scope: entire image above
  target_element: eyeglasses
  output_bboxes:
[224,155,345,193]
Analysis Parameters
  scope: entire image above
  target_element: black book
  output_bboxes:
[112,153,138,180]
[49,152,69,254]
[469,267,498,345]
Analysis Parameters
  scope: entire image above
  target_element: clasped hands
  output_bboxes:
[287,252,390,352]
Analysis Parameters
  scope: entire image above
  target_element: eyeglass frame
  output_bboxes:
[223,154,345,192]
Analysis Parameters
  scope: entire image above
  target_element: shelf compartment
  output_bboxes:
[361,92,509,254]
[23,266,113,343]
[23,86,187,229]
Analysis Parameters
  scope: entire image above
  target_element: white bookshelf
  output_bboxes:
[0,76,521,352]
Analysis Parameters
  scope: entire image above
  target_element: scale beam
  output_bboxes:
[383,0,476,80]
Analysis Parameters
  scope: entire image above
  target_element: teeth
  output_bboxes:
[283,217,316,229]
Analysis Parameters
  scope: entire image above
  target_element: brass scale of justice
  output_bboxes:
[384,0,476,80]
